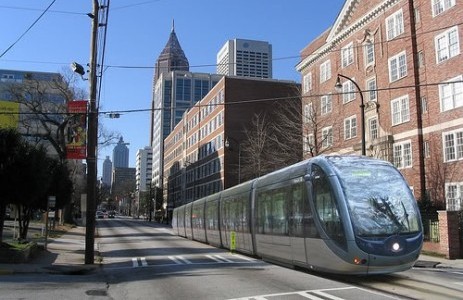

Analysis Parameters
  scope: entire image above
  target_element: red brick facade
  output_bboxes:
[297,0,463,207]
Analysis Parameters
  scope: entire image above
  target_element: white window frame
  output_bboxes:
[344,115,357,140]
[322,126,333,148]
[432,0,456,17]
[304,133,315,154]
[386,9,404,40]
[364,41,375,67]
[320,60,331,83]
[342,80,356,104]
[442,128,463,162]
[303,72,312,93]
[388,51,407,82]
[439,75,463,112]
[393,140,412,169]
[303,103,314,123]
[391,95,410,126]
[368,117,378,140]
[341,42,354,68]
[366,77,377,101]
[435,26,460,64]
[445,182,463,211]
[321,95,332,115]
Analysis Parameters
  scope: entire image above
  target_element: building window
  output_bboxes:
[342,80,356,104]
[389,51,407,82]
[435,26,460,64]
[391,95,410,126]
[439,75,463,112]
[432,0,456,17]
[344,116,357,140]
[303,72,312,93]
[386,9,404,40]
[445,182,463,211]
[304,103,313,122]
[364,41,375,66]
[366,77,377,101]
[321,95,332,115]
[393,140,412,169]
[320,60,331,83]
[304,134,315,154]
[369,117,378,140]
[443,129,463,162]
[322,126,333,148]
[341,42,354,68]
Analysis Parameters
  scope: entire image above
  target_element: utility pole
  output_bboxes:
[85,0,99,264]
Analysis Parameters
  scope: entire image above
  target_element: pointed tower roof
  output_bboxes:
[154,20,189,81]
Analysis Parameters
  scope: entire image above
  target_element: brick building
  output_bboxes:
[296,0,463,210]
[163,76,301,215]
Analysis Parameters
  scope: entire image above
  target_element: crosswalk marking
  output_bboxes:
[206,254,234,263]
[132,257,148,268]
[168,255,192,264]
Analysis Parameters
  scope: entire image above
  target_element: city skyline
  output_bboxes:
[0,1,345,175]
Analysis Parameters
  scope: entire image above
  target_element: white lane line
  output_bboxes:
[168,256,182,264]
[176,255,192,264]
[214,255,233,263]
[132,257,138,268]
[312,290,345,300]
[206,255,223,263]
[140,257,148,267]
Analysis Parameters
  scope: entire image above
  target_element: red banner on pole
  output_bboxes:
[66,100,88,159]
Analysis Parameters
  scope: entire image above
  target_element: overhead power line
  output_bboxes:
[0,0,58,59]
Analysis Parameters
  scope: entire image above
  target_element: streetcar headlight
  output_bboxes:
[392,242,401,252]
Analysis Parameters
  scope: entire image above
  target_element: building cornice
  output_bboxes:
[296,0,401,72]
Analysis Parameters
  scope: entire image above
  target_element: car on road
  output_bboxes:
[108,211,115,218]
[96,211,105,219]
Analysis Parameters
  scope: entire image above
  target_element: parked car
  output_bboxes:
[108,211,115,218]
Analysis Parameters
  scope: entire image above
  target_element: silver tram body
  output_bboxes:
[172,155,423,275]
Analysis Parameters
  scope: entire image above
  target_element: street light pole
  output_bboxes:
[84,0,99,264]
[335,74,366,156]
[225,137,241,184]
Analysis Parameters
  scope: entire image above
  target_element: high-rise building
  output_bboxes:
[150,24,223,190]
[112,136,129,168]
[136,146,152,193]
[216,39,272,79]
[102,156,112,187]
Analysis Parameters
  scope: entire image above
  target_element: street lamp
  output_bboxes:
[335,74,366,156]
[225,137,241,184]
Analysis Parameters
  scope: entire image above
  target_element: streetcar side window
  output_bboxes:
[290,182,318,238]
[312,165,346,247]
[256,187,289,236]
[206,200,219,231]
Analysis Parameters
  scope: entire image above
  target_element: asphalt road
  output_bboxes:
[1,217,463,300]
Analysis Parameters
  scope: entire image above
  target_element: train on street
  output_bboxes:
[172,155,423,275]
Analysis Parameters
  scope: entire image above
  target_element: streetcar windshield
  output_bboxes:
[331,159,421,237]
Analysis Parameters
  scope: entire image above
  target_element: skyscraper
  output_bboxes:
[150,24,222,189]
[112,137,129,168]
[102,156,112,187]
[216,39,272,79]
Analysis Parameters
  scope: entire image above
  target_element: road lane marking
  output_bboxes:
[140,257,148,267]
[132,258,138,268]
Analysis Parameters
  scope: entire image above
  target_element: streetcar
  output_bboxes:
[172,155,423,275]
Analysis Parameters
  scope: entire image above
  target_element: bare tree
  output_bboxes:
[240,113,275,181]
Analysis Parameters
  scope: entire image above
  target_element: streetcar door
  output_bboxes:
[289,179,308,264]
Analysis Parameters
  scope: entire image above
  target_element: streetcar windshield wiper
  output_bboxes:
[370,196,405,234]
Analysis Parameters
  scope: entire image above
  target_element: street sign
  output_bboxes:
[48,196,56,208]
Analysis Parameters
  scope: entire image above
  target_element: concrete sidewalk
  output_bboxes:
[0,225,100,275]
[1,225,463,274]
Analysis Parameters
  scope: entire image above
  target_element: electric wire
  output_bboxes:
[0,0,57,59]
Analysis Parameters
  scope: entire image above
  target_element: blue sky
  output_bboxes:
[0,0,345,176]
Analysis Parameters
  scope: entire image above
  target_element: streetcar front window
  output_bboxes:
[332,159,421,237]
